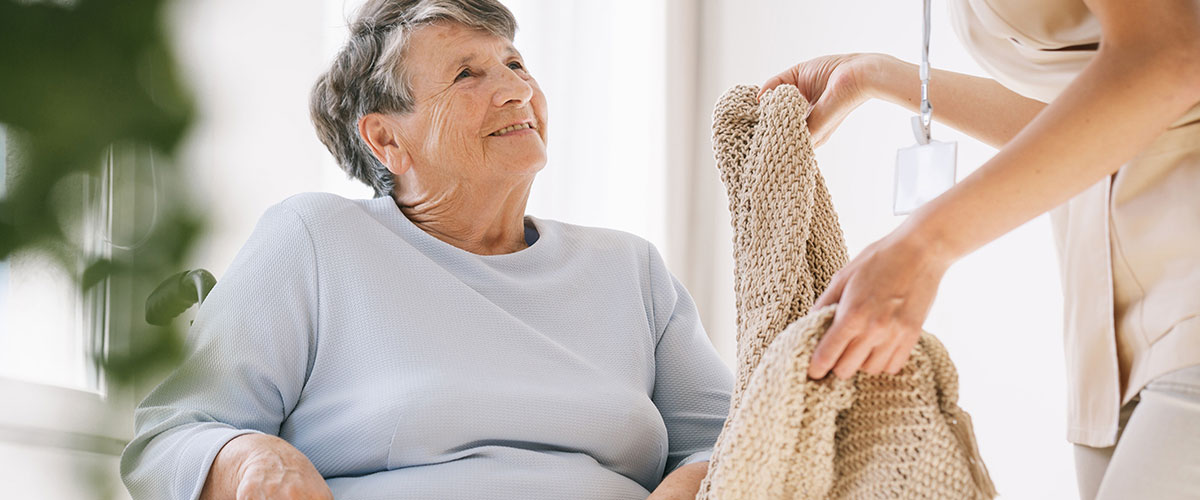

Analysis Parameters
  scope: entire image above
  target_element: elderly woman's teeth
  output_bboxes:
[491,123,533,136]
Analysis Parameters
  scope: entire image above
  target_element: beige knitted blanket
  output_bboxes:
[695,85,998,500]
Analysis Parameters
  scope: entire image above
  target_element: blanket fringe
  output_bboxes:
[946,407,999,499]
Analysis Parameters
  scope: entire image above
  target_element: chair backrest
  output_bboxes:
[145,269,216,325]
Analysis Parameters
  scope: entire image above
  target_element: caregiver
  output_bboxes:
[760,0,1200,498]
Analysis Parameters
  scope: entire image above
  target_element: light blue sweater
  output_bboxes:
[120,193,734,500]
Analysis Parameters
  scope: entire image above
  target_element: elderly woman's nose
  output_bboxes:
[491,68,534,108]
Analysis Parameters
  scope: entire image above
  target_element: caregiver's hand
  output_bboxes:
[809,221,956,380]
[200,433,333,500]
[759,53,884,147]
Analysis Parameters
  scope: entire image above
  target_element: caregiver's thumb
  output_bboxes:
[759,53,877,148]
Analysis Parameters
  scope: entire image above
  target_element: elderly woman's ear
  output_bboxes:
[358,112,414,177]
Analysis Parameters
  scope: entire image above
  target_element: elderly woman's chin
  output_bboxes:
[488,135,547,175]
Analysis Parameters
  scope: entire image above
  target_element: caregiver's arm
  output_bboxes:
[759,53,1045,149]
[809,0,1200,380]
[862,55,1047,149]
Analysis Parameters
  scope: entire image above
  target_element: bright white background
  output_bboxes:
[1,1,1076,498]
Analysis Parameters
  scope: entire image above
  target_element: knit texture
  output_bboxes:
[696,84,998,500]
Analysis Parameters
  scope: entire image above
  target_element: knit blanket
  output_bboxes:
[695,84,998,500]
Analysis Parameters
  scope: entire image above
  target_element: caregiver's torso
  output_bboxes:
[949,0,1200,448]
[952,0,1200,126]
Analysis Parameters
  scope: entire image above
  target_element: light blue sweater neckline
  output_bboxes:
[364,195,547,264]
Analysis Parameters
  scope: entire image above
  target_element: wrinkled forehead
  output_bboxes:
[406,22,520,73]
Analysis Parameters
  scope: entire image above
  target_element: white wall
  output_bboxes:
[169,0,374,279]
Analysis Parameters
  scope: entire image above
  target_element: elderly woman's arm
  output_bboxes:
[643,243,734,495]
[120,203,329,500]
[201,434,330,500]
[648,461,710,499]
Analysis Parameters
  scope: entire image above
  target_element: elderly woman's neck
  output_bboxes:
[393,184,533,256]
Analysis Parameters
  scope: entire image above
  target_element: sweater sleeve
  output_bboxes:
[645,242,734,478]
[120,203,320,500]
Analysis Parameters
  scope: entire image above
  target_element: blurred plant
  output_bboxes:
[0,1,217,498]
[0,0,201,391]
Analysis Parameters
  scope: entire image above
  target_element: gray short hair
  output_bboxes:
[310,0,518,198]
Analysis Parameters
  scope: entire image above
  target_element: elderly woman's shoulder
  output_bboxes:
[262,192,378,225]
[276,191,361,213]
[242,192,389,243]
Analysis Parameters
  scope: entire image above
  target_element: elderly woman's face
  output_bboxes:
[392,22,548,186]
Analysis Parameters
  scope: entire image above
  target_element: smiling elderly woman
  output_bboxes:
[118,1,733,499]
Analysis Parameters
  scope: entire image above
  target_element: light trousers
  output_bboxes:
[1073,364,1200,499]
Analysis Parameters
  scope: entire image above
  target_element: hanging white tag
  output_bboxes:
[893,119,956,215]
[895,0,956,216]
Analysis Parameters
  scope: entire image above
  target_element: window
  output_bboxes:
[0,125,131,458]
[0,125,107,393]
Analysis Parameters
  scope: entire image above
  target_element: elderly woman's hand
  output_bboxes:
[759,53,891,148]
[808,219,956,380]
[647,461,709,500]
[200,433,332,500]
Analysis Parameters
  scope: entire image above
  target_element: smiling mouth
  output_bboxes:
[490,122,536,136]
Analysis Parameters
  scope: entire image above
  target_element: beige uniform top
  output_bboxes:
[948,0,1200,447]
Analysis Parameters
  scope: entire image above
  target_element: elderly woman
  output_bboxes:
[119,1,732,499]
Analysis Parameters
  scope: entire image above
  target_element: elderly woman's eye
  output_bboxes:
[507,61,524,71]
[454,68,472,82]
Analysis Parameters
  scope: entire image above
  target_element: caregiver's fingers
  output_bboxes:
[758,67,798,99]
[760,71,843,142]
[831,334,879,380]
[806,80,856,146]
[814,269,849,310]
[884,334,921,375]
[807,308,862,379]
[860,341,895,375]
